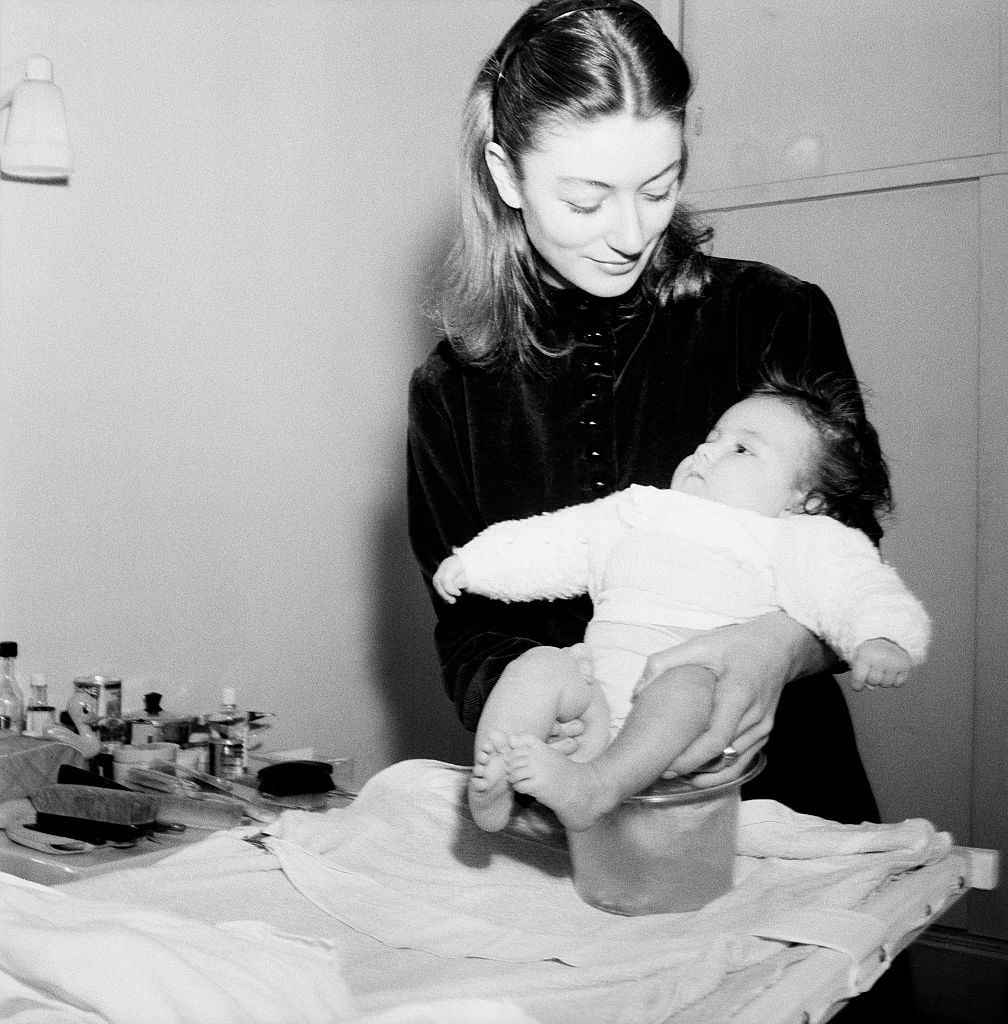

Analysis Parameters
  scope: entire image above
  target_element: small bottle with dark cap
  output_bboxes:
[0,641,24,734]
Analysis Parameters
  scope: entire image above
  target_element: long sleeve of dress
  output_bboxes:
[407,365,594,731]
[770,516,932,665]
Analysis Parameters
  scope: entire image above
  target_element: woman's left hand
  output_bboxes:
[633,612,834,788]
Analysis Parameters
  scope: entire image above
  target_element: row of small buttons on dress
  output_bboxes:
[574,326,616,498]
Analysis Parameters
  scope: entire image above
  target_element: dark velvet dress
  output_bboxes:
[407,255,880,826]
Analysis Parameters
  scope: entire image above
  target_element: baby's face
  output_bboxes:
[671,395,816,516]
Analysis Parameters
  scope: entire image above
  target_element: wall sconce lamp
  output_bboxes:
[0,54,72,182]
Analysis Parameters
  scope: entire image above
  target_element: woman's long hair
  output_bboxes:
[441,0,711,367]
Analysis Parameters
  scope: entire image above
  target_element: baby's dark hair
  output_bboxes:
[752,368,892,545]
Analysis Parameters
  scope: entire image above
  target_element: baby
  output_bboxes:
[434,372,931,833]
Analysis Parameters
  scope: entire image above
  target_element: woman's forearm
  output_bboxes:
[765,611,840,680]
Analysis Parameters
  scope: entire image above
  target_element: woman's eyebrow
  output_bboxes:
[642,159,681,185]
[558,159,682,190]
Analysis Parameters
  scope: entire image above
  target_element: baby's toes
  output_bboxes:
[505,746,531,771]
[486,730,509,755]
[507,733,536,752]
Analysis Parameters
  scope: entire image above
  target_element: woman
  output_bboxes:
[408,0,878,825]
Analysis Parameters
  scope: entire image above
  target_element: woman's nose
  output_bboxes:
[606,198,645,254]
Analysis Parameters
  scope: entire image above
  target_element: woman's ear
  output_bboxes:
[484,142,522,209]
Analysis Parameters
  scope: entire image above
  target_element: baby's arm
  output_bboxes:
[850,637,912,691]
[433,554,468,604]
[443,491,628,604]
[771,516,931,679]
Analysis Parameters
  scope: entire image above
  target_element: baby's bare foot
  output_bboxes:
[468,731,514,831]
[506,735,618,832]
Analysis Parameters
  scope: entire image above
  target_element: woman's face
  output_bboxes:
[486,112,683,297]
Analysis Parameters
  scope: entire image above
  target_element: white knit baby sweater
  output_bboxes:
[456,486,931,725]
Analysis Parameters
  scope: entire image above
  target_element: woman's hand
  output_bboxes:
[634,612,835,788]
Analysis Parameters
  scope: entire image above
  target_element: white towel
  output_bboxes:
[247,759,951,1014]
[0,871,352,1024]
[40,759,955,1024]
[0,866,538,1024]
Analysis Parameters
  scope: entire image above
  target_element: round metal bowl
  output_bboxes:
[566,754,766,916]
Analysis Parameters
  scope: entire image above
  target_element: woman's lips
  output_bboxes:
[591,257,638,275]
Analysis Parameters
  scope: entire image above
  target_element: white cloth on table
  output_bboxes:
[0,872,352,1024]
[43,759,954,1023]
[0,842,538,1024]
[253,761,949,1005]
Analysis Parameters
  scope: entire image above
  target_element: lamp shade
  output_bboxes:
[1,55,72,181]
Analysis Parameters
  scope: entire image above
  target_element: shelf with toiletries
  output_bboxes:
[0,743,355,887]
[1,656,355,886]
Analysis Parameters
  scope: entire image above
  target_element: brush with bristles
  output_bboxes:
[30,784,160,826]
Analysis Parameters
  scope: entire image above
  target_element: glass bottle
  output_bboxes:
[208,687,242,735]
[0,641,24,734]
[208,686,246,778]
[25,672,56,737]
[94,684,129,749]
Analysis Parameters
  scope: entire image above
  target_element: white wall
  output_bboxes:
[0,0,526,780]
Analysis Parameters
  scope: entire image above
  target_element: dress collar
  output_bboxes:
[543,279,648,326]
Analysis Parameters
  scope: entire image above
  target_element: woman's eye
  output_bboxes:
[643,188,674,203]
[566,201,601,215]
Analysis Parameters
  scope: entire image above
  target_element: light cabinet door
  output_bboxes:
[682,0,1001,192]
[706,181,978,854]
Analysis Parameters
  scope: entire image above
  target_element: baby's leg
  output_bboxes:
[469,646,596,832]
[507,664,716,832]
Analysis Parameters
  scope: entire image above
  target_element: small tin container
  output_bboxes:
[566,755,766,916]
[72,675,123,720]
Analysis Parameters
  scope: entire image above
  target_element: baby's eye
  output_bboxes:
[733,442,750,454]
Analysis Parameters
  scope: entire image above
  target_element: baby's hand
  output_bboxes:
[850,638,912,691]
[433,554,468,603]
